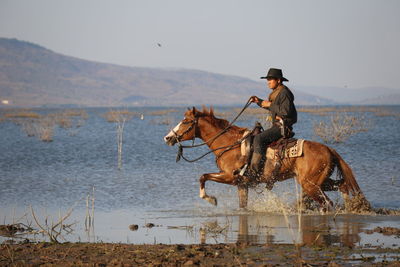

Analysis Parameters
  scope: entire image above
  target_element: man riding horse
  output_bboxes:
[164,69,370,211]
[245,68,297,180]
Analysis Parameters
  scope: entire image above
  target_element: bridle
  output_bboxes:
[171,117,198,144]
[172,97,253,163]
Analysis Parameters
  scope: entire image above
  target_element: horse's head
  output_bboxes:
[164,107,199,146]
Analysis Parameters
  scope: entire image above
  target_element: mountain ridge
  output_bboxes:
[0,38,398,107]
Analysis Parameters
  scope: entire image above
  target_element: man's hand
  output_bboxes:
[261,100,271,108]
[250,95,260,103]
[250,96,272,108]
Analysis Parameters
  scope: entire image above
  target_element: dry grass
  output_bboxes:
[37,117,55,142]
[30,206,76,243]
[313,112,369,143]
[46,110,88,129]
[12,116,55,141]
[150,116,175,125]
[53,114,72,129]
[375,109,400,118]
[20,120,37,137]
[60,109,89,118]
[103,110,137,123]
[5,109,89,142]
[299,106,400,117]
[199,220,229,243]
[4,112,41,119]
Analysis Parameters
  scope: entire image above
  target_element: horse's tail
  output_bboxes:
[329,147,371,212]
[329,147,361,196]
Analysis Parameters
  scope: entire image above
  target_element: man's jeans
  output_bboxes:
[253,124,282,154]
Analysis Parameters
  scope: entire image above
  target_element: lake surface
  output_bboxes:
[0,106,399,246]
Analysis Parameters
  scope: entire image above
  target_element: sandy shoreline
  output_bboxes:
[1,241,400,266]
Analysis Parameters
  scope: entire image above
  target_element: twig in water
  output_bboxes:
[30,203,76,243]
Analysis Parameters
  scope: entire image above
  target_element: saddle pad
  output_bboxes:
[240,130,251,156]
[266,139,305,160]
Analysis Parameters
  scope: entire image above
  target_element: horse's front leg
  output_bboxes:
[199,172,235,206]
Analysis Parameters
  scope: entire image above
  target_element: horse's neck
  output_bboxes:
[198,118,240,150]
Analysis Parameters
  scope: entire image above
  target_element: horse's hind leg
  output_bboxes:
[301,180,334,213]
[199,172,236,206]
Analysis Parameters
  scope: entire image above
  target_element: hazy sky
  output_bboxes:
[1,0,399,89]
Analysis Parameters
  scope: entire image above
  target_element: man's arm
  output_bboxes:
[250,96,271,109]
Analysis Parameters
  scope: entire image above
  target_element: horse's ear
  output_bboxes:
[192,106,197,115]
[210,106,214,117]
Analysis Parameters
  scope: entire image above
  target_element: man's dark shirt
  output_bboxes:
[266,85,297,126]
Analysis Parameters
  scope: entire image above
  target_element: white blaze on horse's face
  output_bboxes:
[164,122,182,146]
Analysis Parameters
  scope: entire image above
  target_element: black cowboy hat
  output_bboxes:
[260,68,289,82]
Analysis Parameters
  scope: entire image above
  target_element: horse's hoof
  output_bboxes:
[265,183,274,191]
[206,196,218,206]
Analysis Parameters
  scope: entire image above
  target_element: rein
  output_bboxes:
[175,97,252,163]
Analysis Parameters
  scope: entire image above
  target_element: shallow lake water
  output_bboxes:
[0,106,399,246]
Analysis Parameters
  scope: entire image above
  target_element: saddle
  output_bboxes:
[266,138,305,161]
[240,124,304,166]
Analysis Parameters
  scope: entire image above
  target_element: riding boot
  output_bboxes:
[248,152,263,181]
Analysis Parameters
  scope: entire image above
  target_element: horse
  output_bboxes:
[164,106,370,212]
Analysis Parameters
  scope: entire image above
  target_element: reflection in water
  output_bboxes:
[220,213,366,247]
[236,214,275,244]
[300,215,361,247]
[1,206,399,247]
[339,217,362,247]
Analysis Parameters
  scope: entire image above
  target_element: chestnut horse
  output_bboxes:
[164,107,370,212]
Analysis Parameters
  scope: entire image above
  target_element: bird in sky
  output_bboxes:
[157,43,162,47]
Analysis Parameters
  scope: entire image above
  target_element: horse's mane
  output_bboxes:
[197,106,244,133]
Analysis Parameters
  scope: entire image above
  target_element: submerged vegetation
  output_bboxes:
[4,111,41,119]
[102,109,137,123]
[0,109,88,142]
[2,105,396,143]
[313,112,369,143]
[102,109,137,169]
[298,106,399,143]
[147,109,179,126]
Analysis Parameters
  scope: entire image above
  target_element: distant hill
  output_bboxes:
[355,94,400,105]
[0,37,353,107]
[295,85,400,105]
